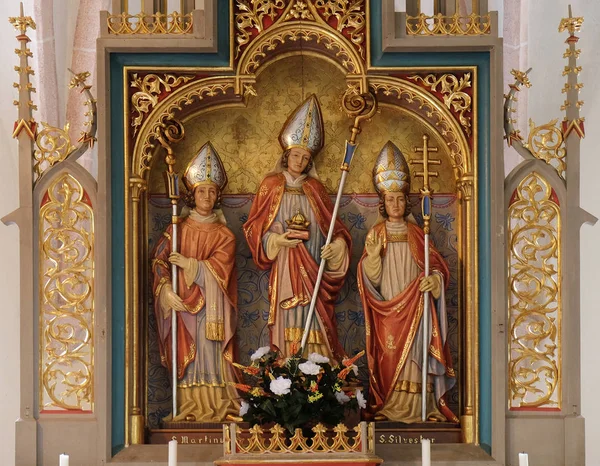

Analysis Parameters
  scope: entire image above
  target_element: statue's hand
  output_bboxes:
[169,252,199,287]
[321,240,343,261]
[169,252,193,270]
[274,231,302,249]
[162,284,186,317]
[419,274,441,299]
[365,234,383,258]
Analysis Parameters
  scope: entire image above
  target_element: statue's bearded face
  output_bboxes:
[287,147,312,177]
[384,191,407,220]
[193,182,219,215]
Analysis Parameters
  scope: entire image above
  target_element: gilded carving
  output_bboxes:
[408,73,472,135]
[136,79,236,178]
[285,1,315,20]
[40,173,94,411]
[526,119,566,180]
[130,73,194,135]
[232,422,369,454]
[369,79,468,180]
[31,70,97,183]
[34,122,76,180]
[314,0,366,58]
[235,1,286,58]
[508,172,561,409]
[234,0,366,69]
[240,25,362,75]
[406,13,491,36]
[107,12,193,35]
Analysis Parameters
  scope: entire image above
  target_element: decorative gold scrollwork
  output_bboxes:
[235,1,286,58]
[130,73,194,135]
[235,0,366,65]
[526,119,566,180]
[408,73,472,135]
[508,172,561,410]
[314,0,365,58]
[107,12,193,35]
[285,1,315,20]
[34,123,76,180]
[406,13,491,36]
[40,173,94,411]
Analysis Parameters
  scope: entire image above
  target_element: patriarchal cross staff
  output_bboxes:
[410,134,441,422]
[300,92,377,354]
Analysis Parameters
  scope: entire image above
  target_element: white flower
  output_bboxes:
[335,391,350,404]
[270,376,292,395]
[308,352,330,364]
[298,360,321,375]
[250,346,271,361]
[239,401,249,416]
[356,389,366,409]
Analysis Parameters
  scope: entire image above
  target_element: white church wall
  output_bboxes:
[526,1,600,464]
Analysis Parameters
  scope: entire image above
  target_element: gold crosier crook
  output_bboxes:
[299,92,378,353]
[156,121,185,418]
[410,135,441,421]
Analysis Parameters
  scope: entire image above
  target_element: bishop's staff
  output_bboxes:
[410,134,441,422]
[159,126,184,419]
[300,92,377,353]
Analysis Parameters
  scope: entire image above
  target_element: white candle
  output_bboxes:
[519,452,529,466]
[59,453,69,466]
[420,0,434,16]
[421,438,431,466]
[168,439,178,466]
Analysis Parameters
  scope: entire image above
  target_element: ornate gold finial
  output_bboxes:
[558,5,583,36]
[8,3,36,36]
[510,69,532,89]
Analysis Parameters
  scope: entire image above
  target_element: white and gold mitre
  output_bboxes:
[279,94,324,156]
[183,141,228,192]
[373,141,411,194]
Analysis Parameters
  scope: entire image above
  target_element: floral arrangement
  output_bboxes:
[233,346,366,434]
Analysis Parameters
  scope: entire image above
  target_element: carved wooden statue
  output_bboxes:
[243,95,351,360]
[152,142,239,422]
[358,141,458,423]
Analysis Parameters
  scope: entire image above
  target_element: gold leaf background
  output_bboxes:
[148,56,456,195]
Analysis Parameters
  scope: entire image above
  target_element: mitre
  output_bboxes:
[279,94,324,156]
[183,141,228,192]
[373,141,411,194]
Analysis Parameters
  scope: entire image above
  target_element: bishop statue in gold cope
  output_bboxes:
[151,142,239,422]
[243,94,351,360]
[357,141,458,423]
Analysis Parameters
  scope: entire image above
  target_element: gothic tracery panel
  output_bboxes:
[39,173,95,412]
[508,171,561,410]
